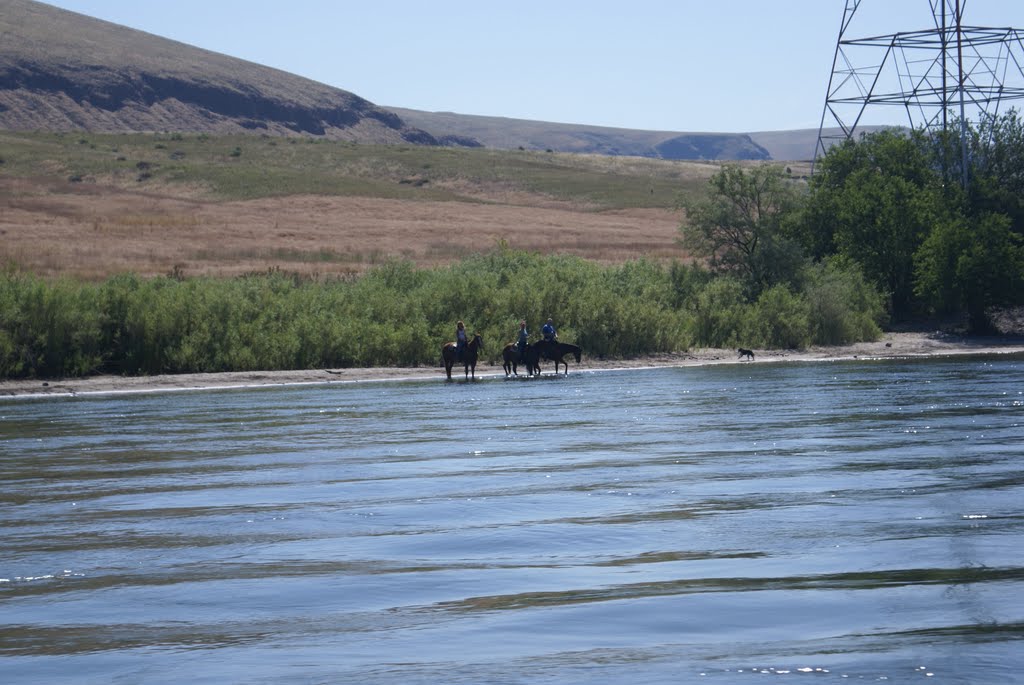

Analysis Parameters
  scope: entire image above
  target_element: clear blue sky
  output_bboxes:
[39,1,1024,133]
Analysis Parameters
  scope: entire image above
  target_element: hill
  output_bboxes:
[0,0,462,146]
[0,1,822,283]
[1,0,829,161]
[0,129,734,280]
[387,107,773,162]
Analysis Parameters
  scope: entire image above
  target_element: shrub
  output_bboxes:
[804,258,884,345]
[751,285,811,349]
[689,277,747,348]
[0,250,888,379]
[0,270,103,377]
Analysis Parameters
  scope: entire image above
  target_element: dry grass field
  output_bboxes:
[0,132,749,280]
[0,177,688,280]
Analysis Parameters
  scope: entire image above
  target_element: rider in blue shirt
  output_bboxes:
[542,318,557,343]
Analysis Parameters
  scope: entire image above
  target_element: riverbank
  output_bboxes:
[2,331,1023,399]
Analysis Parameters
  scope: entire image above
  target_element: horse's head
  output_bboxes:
[572,346,582,363]
[472,333,483,350]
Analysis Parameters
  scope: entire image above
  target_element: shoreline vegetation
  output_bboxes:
[3,331,1023,399]
[0,252,889,381]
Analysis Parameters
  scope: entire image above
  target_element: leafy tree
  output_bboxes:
[915,212,1024,331]
[803,129,944,319]
[678,164,805,297]
[955,110,1024,233]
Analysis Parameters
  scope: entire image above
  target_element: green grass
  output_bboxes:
[0,131,711,208]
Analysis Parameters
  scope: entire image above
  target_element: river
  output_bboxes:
[2,355,1022,684]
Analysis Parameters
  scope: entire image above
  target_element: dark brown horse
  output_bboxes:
[533,340,582,375]
[442,333,483,380]
[502,342,540,377]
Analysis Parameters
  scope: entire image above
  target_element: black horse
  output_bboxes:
[502,342,540,377]
[442,333,483,380]
[533,339,582,375]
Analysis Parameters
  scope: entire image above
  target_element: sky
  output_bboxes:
[37,1,1024,133]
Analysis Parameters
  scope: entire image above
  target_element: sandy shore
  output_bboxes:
[2,332,1023,399]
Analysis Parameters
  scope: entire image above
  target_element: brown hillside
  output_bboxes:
[0,1,827,160]
[0,0,455,145]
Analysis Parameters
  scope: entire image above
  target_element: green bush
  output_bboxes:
[0,270,104,377]
[689,277,747,348]
[0,250,887,379]
[803,259,884,345]
[751,285,811,349]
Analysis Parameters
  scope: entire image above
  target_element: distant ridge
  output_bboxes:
[388,108,773,161]
[0,0,463,145]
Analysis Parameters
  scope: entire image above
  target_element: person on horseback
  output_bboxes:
[517,320,529,359]
[455,320,467,362]
[542,317,557,342]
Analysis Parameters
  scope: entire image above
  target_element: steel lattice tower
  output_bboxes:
[814,1,1024,184]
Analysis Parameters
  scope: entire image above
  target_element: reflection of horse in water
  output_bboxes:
[442,333,483,380]
[534,340,582,375]
[502,343,540,377]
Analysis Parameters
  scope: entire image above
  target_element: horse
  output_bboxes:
[533,339,582,375]
[442,333,483,380]
[502,342,540,377]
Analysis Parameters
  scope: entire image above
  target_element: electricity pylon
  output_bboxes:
[814,1,1024,185]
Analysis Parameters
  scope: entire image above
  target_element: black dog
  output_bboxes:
[737,348,755,361]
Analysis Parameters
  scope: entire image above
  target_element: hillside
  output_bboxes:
[0,129,730,280]
[0,0,461,146]
[388,107,773,162]
[0,0,832,161]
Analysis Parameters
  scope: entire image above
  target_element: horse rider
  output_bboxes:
[542,317,557,343]
[455,320,467,362]
[517,320,529,360]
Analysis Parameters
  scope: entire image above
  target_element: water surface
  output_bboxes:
[2,356,1023,683]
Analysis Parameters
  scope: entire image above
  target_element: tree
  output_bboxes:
[677,164,804,298]
[915,212,1024,331]
[803,129,944,319]
[954,110,1024,234]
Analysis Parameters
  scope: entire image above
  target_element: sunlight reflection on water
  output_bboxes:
[1,355,1023,684]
